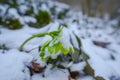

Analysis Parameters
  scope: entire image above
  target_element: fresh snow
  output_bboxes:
[0,0,120,80]
[0,49,33,80]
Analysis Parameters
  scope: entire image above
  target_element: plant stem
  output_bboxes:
[19,26,64,51]
[19,32,48,51]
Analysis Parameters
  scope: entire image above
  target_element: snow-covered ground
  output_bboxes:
[0,0,120,80]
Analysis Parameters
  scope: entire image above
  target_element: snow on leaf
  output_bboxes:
[83,61,95,77]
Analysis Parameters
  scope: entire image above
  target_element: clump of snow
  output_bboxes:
[32,67,69,80]
[0,49,33,80]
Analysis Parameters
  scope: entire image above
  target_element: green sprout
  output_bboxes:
[19,26,74,61]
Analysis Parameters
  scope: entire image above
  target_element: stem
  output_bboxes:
[19,32,48,51]
[19,26,64,51]
[26,46,39,53]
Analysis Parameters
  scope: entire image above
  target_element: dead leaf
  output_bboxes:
[95,76,105,80]
[68,69,80,79]
[93,41,110,48]
[32,62,46,72]
[68,75,71,80]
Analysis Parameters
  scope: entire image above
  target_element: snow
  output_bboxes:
[0,49,33,80]
[23,16,36,23]
[8,8,20,18]
[32,69,69,80]
[0,0,120,80]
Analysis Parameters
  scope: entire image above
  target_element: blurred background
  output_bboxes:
[56,0,120,22]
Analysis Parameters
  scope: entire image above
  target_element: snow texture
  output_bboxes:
[0,0,120,80]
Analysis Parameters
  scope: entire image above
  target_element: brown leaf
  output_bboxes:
[95,76,105,80]
[32,62,46,73]
[68,75,71,80]
[69,70,80,79]
[93,41,110,48]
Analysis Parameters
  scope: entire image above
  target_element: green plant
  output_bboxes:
[7,19,22,29]
[0,18,23,30]
[19,26,104,80]
[19,26,74,60]
[28,10,51,28]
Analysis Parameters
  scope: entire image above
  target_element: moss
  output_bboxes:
[58,9,69,19]
[8,19,22,29]
[35,10,51,26]
[0,18,23,30]
[28,10,51,28]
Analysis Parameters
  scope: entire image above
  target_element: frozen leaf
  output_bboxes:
[82,51,90,60]
[83,61,94,77]
[71,48,80,63]
[31,62,46,72]
[73,32,82,48]
[83,60,104,80]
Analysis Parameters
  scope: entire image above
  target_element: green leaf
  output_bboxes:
[71,48,80,63]
[69,46,74,54]
[40,51,45,58]
[42,56,50,61]
[48,46,53,54]
[73,32,82,48]
[48,26,63,37]
[82,52,104,80]
[82,52,90,60]
[61,47,69,55]
[40,40,51,59]
[54,42,62,53]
